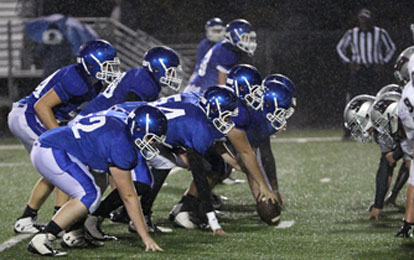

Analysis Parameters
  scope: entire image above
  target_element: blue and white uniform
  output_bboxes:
[185,41,240,93]
[115,93,219,156]
[79,68,160,117]
[194,39,216,74]
[7,64,103,152]
[31,111,138,213]
[232,100,269,148]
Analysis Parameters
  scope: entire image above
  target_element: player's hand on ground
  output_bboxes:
[367,207,381,220]
[142,237,164,252]
[212,229,227,236]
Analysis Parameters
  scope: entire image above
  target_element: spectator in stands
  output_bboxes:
[33,23,73,79]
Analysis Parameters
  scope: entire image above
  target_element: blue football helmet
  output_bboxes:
[126,105,168,160]
[206,17,225,42]
[226,64,263,110]
[77,39,121,84]
[225,19,257,56]
[198,86,239,134]
[142,46,182,91]
[262,80,293,131]
[263,74,296,119]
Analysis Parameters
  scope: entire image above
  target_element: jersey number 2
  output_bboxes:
[71,116,106,139]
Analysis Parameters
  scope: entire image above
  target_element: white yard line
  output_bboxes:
[0,144,24,150]
[275,220,295,229]
[0,234,32,253]
[0,136,342,152]
[271,136,342,143]
[0,162,29,167]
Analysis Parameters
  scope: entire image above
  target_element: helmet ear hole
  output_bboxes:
[154,68,159,73]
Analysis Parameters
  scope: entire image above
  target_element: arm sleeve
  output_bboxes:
[108,129,138,171]
[216,48,238,73]
[336,29,352,63]
[380,28,396,63]
[259,137,279,191]
[374,153,395,209]
[187,148,214,214]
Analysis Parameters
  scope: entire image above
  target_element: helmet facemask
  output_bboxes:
[89,55,121,84]
[203,98,238,134]
[243,81,264,110]
[266,97,288,131]
[134,133,166,160]
[129,112,166,160]
[206,26,225,42]
[227,30,257,56]
[347,115,371,143]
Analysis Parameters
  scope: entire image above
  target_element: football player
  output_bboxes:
[85,86,239,236]
[79,46,182,117]
[171,65,292,227]
[192,18,225,75]
[26,105,166,256]
[184,19,257,93]
[366,92,410,220]
[396,55,414,237]
[8,39,121,234]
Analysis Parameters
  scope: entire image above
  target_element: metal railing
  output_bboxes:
[0,16,197,106]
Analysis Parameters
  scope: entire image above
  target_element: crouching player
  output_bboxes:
[171,65,293,227]
[27,105,166,256]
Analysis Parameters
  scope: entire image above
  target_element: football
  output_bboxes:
[256,198,281,225]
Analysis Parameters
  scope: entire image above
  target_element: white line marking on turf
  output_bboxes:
[0,234,32,252]
[275,220,295,229]
[0,144,24,150]
[0,162,29,167]
[271,136,341,143]
[0,136,341,151]
[320,178,331,183]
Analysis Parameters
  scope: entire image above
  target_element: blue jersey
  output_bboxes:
[232,101,270,148]
[115,94,218,155]
[190,41,240,93]
[193,38,216,73]
[39,111,137,172]
[79,68,160,116]
[19,64,103,124]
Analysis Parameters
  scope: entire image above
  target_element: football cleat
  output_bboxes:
[128,215,173,233]
[109,206,130,224]
[396,220,413,238]
[221,176,245,185]
[14,216,44,234]
[84,215,118,241]
[27,233,67,257]
[61,228,88,248]
[173,212,200,229]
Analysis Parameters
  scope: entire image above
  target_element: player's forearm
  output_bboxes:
[239,150,268,189]
[34,104,60,129]
[122,193,152,241]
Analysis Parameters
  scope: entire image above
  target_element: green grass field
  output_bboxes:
[1,130,414,259]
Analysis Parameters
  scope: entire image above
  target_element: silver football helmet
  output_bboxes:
[394,46,414,86]
[369,92,401,147]
[376,84,403,98]
[343,94,375,143]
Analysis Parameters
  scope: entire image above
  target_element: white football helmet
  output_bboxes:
[370,92,401,147]
[376,84,402,98]
[394,46,414,86]
[343,94,375,143]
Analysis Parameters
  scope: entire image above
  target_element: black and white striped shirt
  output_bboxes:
[336,26,396,65]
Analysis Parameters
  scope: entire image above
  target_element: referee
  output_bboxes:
[337,8,395,138]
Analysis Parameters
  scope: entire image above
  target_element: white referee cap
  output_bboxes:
[358,8,371,19]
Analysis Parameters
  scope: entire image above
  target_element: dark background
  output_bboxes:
[3,0,413,132]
